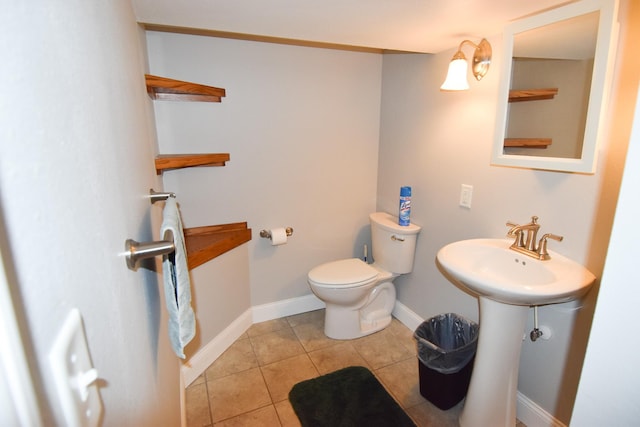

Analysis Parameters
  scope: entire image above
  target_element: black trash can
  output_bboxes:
[414,313,479,410]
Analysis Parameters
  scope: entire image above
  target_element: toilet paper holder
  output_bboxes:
[260,227,294,240]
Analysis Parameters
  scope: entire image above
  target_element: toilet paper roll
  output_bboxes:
[270,227,288,246]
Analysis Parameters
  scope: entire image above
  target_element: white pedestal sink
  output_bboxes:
[436,238,595,427]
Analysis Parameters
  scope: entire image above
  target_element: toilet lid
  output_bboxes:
[308,258,378,287]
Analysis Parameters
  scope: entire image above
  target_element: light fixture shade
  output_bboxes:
[440,57,469,91]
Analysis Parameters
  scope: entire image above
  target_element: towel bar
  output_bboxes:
[125,229,174,270]
[149,188,176,204]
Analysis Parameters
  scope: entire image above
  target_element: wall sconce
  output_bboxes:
[440,39,492,91]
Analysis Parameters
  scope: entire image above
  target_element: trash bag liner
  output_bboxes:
[414,313,479,374]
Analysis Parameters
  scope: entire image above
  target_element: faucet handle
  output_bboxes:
[545,233,563,242]
[506,221,525,248]
[537,233,564,260]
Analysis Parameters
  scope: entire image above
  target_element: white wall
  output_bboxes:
[146,33,382,354]
[573,1,640,423]
[377,3,636,421]
[0,1,180,425]
[572,84,640,426]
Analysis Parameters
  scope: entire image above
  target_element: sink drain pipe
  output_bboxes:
[530,306,543,341]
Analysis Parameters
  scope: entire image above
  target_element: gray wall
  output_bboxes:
[146,2,636,425]
[377,14,635,422]
[507,58,593,158]
[146,33,382,353]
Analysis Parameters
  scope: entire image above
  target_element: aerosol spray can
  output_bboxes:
[399,186,411,226]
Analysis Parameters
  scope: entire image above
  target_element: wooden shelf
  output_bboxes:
[509,88,558,102]
[146,75,248,267]
[504,138,552,148]
[184,223,252,270]
[155,153,230,174]
[145,74,226,102]
[506,88,557,148]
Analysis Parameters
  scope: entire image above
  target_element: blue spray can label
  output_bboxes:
[399,186,411,226]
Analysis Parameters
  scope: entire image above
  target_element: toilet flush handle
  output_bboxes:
[391,235,405,242]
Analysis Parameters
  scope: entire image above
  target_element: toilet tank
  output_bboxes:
[370,212,421,274]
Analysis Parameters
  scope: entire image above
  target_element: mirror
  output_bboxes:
[491,0,618,173]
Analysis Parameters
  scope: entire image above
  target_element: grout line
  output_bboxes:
[193,311,424,427]
[202,374,214,427]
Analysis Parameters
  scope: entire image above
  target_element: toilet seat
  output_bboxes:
[308,258,378,289]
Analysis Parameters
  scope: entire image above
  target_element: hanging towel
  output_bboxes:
[161,197,196,359]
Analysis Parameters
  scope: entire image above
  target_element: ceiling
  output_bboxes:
[132,0,574,54]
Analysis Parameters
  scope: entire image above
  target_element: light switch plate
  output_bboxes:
[49,309,102,427]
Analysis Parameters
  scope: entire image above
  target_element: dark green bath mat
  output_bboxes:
[288,366,416,427]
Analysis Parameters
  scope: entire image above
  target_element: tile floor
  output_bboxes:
[185,309,526,426]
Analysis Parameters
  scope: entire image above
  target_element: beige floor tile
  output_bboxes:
[308,341,370,374]
[250,327,306,366]
[187,313,485,427]
[352,328,414,369]
[207,367,272,423]
[213,405,280,427]
[186,382,212,427]
[261,354,319,402]
[247,318,291,337]
[191,373,206,386]
[405,399,463,427]
[388,318,418,354]
[274,399,302,427]
[292,321,338,352]
[286,309,324,327]
[205,338,257,380]
[376,357,423,408]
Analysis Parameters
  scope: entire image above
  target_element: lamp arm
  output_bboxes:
[458,39,480,51]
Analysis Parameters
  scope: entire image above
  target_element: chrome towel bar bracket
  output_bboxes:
[125,230,174,271]
[149,188,176,204]
[125,189,178,270]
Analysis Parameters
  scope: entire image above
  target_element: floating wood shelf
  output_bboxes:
[147,75,248,267]
[504,138,552,148]
[506,89,557,148]
[509,88,558,102]
[155,153,230,174]
[184,223,252,270]
[145,74,226,102]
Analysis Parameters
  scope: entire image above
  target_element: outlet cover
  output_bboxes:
[460,184,473,208]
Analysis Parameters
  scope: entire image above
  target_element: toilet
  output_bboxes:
[307,212,421,339]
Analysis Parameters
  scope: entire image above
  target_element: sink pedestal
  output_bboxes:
[437,238,596,426]
[459,297,529,427]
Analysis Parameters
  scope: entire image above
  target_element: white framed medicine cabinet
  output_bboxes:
[491,0,619,173]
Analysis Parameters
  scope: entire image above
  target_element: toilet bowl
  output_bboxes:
[307,212,421,340]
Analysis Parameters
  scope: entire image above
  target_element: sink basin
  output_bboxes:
[437,238,595,305]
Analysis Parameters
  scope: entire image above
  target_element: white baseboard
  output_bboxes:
[181,308,253,387]
[517,391,567,427]
[392,300,424,332]
[252,293,325,323]
[181,294,324,387]
[182,294,561,427]
[179,373,186,427]
[393,301,563,427]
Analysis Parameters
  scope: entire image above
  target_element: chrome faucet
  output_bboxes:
[505,216,563,260]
